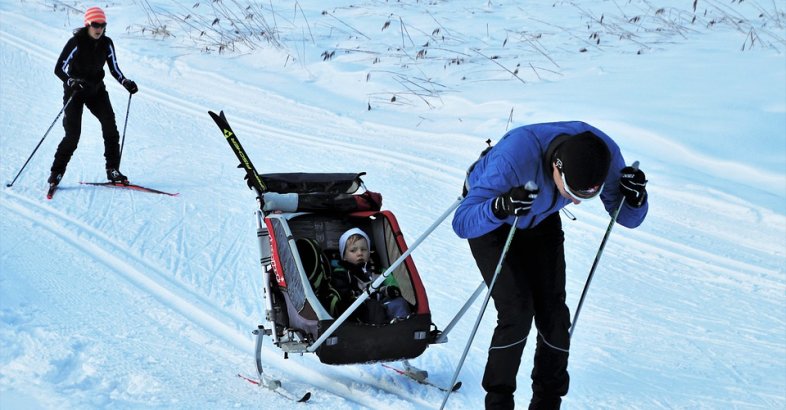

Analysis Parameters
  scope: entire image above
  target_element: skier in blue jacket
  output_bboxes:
[452,121,648,410]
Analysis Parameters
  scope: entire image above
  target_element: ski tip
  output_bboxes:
[236,373,260,386]
[297,392,311,403]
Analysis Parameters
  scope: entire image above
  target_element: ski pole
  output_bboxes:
[440,214,521,410]
[6,95,74,188]
[570,161,639,339]
[118,93,132,167]
[308,196,464,353]
[435,281,485,344]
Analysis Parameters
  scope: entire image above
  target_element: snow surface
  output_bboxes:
[1,0,784,409]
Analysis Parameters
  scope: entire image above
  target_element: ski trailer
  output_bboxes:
[208,111,464,401]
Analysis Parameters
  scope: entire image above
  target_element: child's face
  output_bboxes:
[343,236,370,266]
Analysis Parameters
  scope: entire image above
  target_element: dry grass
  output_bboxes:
[120,0,784,110]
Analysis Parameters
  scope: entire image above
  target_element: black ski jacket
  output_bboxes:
[54,28,128,89]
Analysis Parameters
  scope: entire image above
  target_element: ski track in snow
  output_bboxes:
[0,10,470,190]
[0,15,465,399]
[0,190,443,409]
[1,3,785,409]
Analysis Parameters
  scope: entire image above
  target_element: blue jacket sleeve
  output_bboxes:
[452,145,536,239]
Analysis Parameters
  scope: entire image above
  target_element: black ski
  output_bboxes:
[381,364,462,392]
[237,373,311,403]
[80,182,179,197]
[208,110,267,196]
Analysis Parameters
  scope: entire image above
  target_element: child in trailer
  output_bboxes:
[330,228,411,325]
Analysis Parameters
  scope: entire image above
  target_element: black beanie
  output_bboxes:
[554,131,611,191]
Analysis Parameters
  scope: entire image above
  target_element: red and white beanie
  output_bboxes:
[84,7,107,26]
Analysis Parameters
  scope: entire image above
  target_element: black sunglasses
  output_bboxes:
[90,22,107,29]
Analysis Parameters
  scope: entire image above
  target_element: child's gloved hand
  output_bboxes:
[379,285,401,299]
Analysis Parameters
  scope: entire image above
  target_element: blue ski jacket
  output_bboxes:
[452,121,648,239]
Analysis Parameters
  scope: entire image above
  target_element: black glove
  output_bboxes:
[619,166,647,207]
[346,263,371,283]
[66,78,86,92]
[122,79,138,94]
[378,285,401,299]
[492,182,539,218]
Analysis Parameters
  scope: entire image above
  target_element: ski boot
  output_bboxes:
[46,171,63,199]
[106,168,129,185]
[48,171,63,187]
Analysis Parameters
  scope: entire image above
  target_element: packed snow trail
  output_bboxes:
[1,2,784,409]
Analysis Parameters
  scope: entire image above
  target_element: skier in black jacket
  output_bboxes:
[48,6,138,188]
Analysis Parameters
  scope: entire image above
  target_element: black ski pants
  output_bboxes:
[51,84,121,175]
[468,212,570,410]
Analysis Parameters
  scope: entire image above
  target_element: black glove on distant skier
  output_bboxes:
[67,78,86,92]
[492,183,539,218]
[619,166,647,208]
[122,79,138,94]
